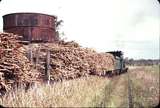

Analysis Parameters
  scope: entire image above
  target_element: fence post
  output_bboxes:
[45,49,51,84]
[28,47,33,64]
[35,47,40,69]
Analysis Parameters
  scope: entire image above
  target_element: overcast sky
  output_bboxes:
[0,0,160,59]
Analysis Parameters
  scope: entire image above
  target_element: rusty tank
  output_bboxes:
[3,13,59,42]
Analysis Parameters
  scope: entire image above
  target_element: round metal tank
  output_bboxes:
[3,13,59,42]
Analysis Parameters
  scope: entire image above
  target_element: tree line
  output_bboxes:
[125,58,160,66]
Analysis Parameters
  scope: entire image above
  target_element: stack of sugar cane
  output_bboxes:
[30,41,115,81]
[0,32,115,94]
[0,33,39,95]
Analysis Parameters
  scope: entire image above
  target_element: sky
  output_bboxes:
[0,0,160,59]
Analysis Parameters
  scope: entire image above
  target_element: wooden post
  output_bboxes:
[45,49,51,84]
[35,47,40,69]
[28,47,33,64]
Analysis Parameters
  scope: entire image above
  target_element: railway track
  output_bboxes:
[127,70,133,108]
[100,68,135,107]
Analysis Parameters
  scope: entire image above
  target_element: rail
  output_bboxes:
[127,70,133,108]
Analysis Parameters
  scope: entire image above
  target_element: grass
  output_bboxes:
[102,65,159,107]
[0,65,159,107]
[102,74,129,107]
[0,76,110,107]
[129,65,159,107]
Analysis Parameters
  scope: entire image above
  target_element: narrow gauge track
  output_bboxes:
[96,68,134,107]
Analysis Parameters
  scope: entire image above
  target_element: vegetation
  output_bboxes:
[125,58,159,66]
[0,65,159,107]
[130,66,159,107]
[0,76,110,107]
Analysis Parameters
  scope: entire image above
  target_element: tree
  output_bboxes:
[55,19,66,40]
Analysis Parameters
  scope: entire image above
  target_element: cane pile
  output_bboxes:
[30,41,115,81]
[0,33,39,95]
[0,32,115,94]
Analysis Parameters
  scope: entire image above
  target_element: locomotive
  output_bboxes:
[106,51,128,76]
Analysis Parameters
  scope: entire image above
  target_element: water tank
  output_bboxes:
[3,13,59,42]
